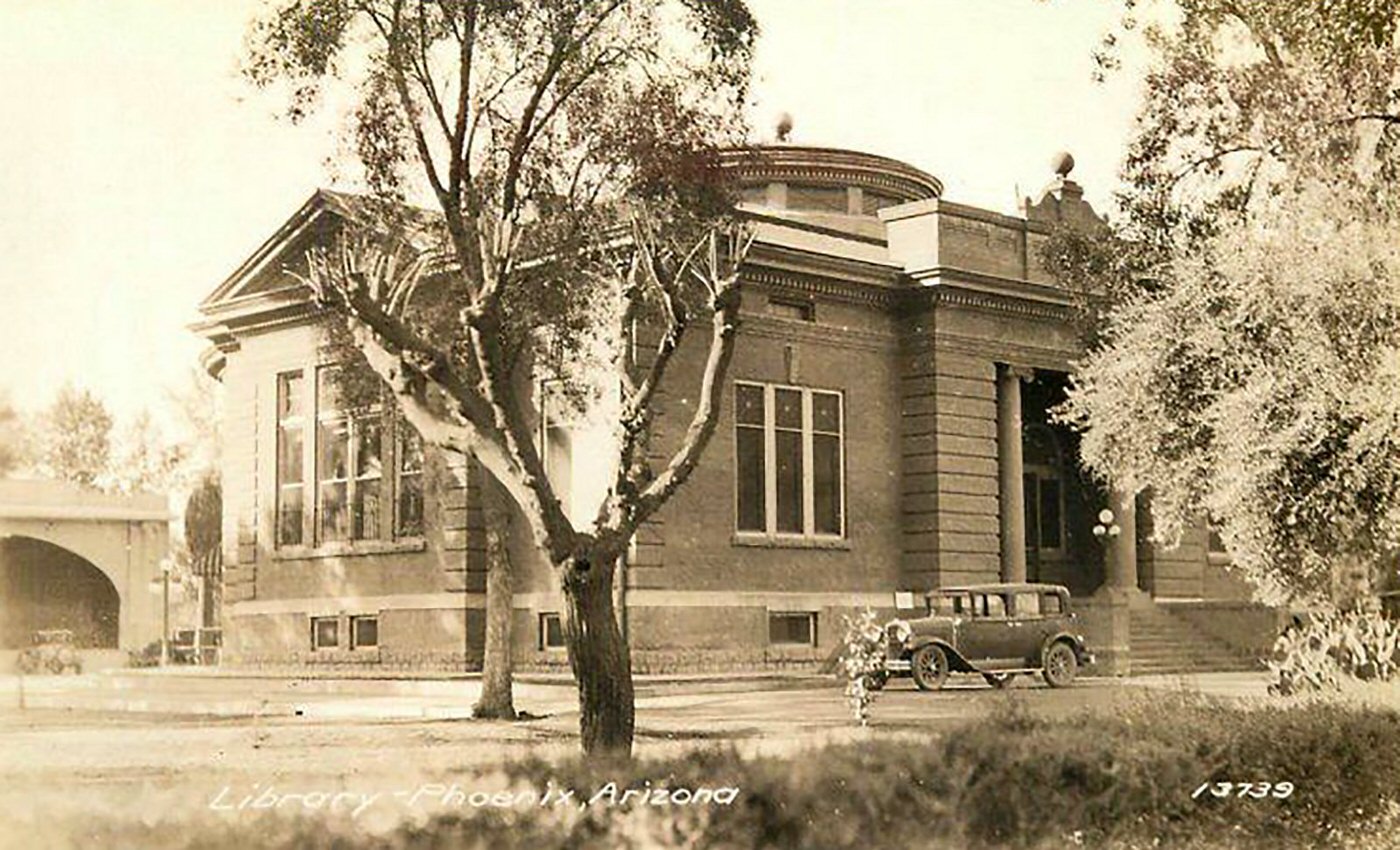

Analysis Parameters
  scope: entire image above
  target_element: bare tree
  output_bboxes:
[246,0,757,756]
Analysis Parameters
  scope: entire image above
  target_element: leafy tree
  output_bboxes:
[109,411,188,495]
[35,384,114,489]
[1055,1,1400,602]
[0,390,27,477]
[185,472,223,628]
[244,0,758,756]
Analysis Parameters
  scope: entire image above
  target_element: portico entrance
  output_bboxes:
[997,368,1109,597]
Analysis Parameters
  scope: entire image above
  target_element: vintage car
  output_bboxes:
[15,629,83,675]
[878,583,1093,690]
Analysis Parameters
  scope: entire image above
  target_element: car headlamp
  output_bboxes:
[885,619,913,645]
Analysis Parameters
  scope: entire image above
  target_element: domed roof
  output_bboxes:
[721,145,942,211]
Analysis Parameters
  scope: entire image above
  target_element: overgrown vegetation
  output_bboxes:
[59,694,1400,849]
[1269,608,1400,695]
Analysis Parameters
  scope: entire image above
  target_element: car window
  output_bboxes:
[1041,593,1064,615]
[972,594,1007,618]
[1015,592,1041,617]
[929,594,968,616]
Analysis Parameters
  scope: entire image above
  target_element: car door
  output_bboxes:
[1010,592,1057,664]
[957,592,1024,669]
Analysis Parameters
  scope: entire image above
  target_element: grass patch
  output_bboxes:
[48,692,1400,849]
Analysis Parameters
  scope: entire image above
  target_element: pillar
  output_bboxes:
[1105,486,1140,592]
[997,364,1029,583]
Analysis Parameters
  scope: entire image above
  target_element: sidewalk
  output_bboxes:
[0,665,839,721]
[0,667,1273,722]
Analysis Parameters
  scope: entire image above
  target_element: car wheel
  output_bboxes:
[911,645,949,691]
[983,673,1015,689]
[1042,642,1078,688]
[46,655,66,674]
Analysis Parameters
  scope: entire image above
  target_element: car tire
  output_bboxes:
[1042,642,1078,688]
[911,645,949,692]
[983,673,1015,689]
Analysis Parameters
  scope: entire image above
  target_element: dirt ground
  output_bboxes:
[0,672,1272,848]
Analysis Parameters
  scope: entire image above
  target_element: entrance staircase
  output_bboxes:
[1129,605,1264,675]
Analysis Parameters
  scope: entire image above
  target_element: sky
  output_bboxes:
[0,0,1152,433]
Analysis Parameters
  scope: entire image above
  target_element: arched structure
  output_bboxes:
[0,480,168,653]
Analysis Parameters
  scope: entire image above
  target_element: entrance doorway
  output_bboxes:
[0,536,120,649]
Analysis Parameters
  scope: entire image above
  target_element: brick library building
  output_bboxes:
[193,144,1277,676]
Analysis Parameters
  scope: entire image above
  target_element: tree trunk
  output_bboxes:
[561,551,635,758]
[473,502,516,720]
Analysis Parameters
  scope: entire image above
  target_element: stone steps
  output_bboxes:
[1129,607,1263,675]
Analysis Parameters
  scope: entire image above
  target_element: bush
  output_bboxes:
[836,607,889,726]
[1268,609,1400,694]
[54,694,1400,849]
[127,640,163,668]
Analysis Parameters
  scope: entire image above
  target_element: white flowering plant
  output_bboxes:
[839,607,890,727]
[1268,607,1400,695]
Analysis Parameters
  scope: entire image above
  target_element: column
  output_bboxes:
[1106,487,1139,592]
[997,364,1029,583]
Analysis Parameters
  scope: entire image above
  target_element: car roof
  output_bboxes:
[928,583,1070,595]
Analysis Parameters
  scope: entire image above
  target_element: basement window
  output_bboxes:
[539,612,566,651]
[768,611,818,647]
[311,616,339,651]
[350,615,379,650]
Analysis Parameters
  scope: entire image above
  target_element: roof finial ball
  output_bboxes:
[775,112,794,144]
[1051,150,1075,178]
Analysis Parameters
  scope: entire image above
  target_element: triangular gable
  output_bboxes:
[198,189,365,311]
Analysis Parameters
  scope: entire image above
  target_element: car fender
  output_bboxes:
[907,637,977,673]
[1041,631,1088,663]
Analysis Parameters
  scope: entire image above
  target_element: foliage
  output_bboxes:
[126,640,164,669]
[59,694,1400,849]
[1053,2,1400,601]
[108,411,188,495]
[184,472,223,575]
[0,389,27,476]
[837,607,888,727]
[1269,608,1400,695]
[33,383,114,488]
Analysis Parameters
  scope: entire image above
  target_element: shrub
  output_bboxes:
[127,640,163,668]
[50,694,1400,849]
[836,607,888,726]
[1268,609,1400,695]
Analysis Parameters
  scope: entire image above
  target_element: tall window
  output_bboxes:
[396,426,424,537]
[316,365,390,544]
[276,371,306,547]
[735,381,844,538]
[276,365,425,549]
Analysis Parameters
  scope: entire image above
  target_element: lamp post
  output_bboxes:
[1092,508,1121,542]
[159,558,172,667]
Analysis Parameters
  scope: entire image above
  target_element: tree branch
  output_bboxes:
[610,228,754,536]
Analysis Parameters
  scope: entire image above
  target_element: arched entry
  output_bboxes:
[0,536,121,649]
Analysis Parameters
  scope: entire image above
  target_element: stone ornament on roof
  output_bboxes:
[1020,151,1107,232]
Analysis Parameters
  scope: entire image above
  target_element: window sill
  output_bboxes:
[732,533,849,551]
[307,648,381,661]
[274,537,427,561]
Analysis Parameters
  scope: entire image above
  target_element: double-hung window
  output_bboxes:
[276,371,306,547]
[316,365,382,543]
[735,381,844,539]
[273,364,426,550]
